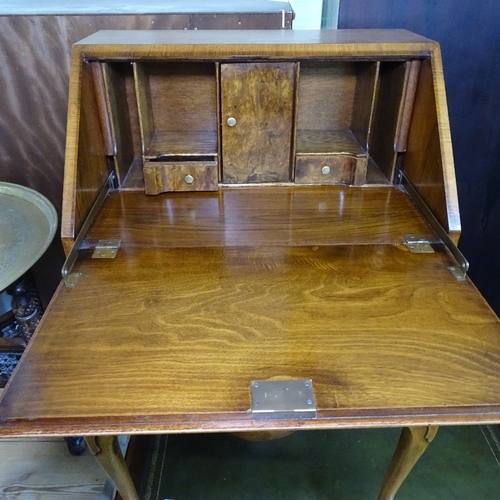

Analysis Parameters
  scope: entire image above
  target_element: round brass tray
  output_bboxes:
[0,182,57,291]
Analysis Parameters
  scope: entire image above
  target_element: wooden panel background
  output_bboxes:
[103,63,139,184]
[369,61,408,182]
[338,0,500,314]
[0,7,291,305]
[132,63,155,157]
[351,62,379,151]
[148,63,217,135]
[297,61,357,132]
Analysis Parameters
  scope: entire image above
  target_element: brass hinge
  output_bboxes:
[250,379,317,420]
[92,239,121,259]
[403,234,434,253]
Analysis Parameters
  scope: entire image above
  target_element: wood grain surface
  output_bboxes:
[90,62,115,157]
[427,47,460,241]
[76,30,436,59]
[221,62,296,183]
[395,59,421,153]
[147,62,217,134]
[0,12,292,210]
[337,2,463,259]
[295,130,369,185]
[2,240,500,435]
[5,185,486,438]
[86,187,437,247]
[135,62,218,158]
[297,61,357,133]
[133,63,155,156]
[61,30,452,249]
[1,28,479,444]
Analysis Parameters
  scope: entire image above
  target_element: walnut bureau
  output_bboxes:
[1,30,500,499]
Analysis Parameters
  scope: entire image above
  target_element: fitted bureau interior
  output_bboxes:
[93,57,419,195]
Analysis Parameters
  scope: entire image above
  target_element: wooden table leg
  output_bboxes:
[86,435,139,500]
[377,425,438,500]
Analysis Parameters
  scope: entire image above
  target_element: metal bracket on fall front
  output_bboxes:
[62,171,116,287]
[250,379,317,420]
[397,170,469,281]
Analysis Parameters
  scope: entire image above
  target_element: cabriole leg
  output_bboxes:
[377,425,438,500]
[86,435,139,500]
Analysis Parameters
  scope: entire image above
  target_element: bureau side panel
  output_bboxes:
[61,57,109,254]
[401,56,460,242]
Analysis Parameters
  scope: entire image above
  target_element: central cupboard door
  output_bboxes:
[220,62,297,183]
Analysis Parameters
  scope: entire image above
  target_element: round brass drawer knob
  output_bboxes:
[227,117,237,127]
[321,165,331,175]
[184,174,194,184]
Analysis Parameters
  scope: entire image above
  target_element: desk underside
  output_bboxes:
[1,186,500,435]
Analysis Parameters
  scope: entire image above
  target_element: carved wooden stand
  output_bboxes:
[8,274,42,342]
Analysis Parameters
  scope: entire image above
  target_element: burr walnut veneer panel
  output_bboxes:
[221,63,296,183]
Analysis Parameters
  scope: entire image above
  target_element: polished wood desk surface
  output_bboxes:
[1,186,500,436]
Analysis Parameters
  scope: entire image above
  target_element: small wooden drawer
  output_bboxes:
[143,160,218,195]
[294,155,368,185]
